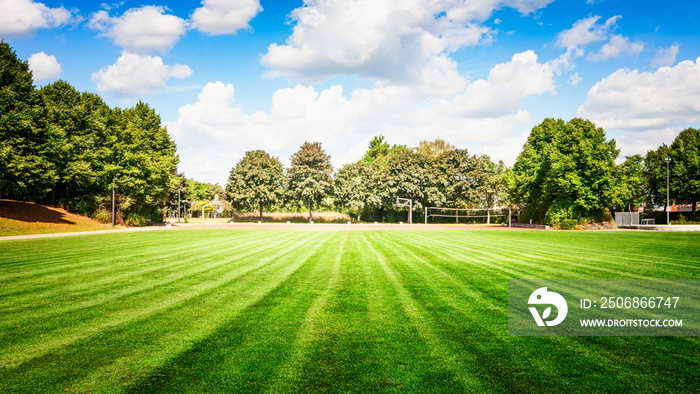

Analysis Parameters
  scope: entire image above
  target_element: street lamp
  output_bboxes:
[665,157,671,225]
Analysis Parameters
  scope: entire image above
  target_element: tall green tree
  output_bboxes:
[287,141,333,221]
[41,81,115,213]
[643,145,671,212]
[334,160,373,222]
[226,150,286,221]
[0,41,57,201]
[619,154,647,211]
[511,118,625,226]
[473,155,507,209]
[362,135,390,163]
[669,128,700,216]
[110,102,179,217]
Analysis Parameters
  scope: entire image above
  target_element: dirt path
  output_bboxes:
[1,221,539,241]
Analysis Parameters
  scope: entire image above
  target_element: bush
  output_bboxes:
[123,213,147,227]
[92,208,111,224]
[559,219,579,230]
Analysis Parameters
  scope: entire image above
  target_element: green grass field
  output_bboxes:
[1,229,699,393]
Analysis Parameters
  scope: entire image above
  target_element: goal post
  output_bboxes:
[424,206,511,227]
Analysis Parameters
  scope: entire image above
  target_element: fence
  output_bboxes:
[614,212,639,228]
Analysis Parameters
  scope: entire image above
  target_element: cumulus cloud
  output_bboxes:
[578,58,700,131]
[91,51,193,98]
[0,0,74,36]
[28,52,62,81]
[191,0,262,35]
[652,43,680,68]
[588,34,644,61]
[261,0,553,84]
[568,72,581,86]
[557,15,620,49]
[88,6,187,53]
[168,51,555,184]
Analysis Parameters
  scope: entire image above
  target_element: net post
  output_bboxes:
[508,207,511,228]
[425,206,427,228]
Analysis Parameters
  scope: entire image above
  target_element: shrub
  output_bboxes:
[92,209,111,224]
[123,213,147,227]
[559,219,579,230]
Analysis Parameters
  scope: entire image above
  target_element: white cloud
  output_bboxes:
[652,43,680,68]
[557,15,620,49]
[0,0,74,36]
[568,72,581,86]
[261,0,553,84]
[191,0,262,35]
[91,51,193,98]
[27,51,61,81]
[588,34,644,61]
[168,51,555,184]
[578,58,700,131]
[88,6,187,53]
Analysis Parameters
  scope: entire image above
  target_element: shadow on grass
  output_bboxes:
[0,200,75,224]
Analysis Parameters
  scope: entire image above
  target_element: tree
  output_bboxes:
[669,128,700,216]
[619,154,647,211]
[473,155,507,209]
[287,141,333,221]
[416,138,455,160]
[335,160,372,222]
[643,145,671,212]
[110,102,179,219]
[0,41,57,201]
[225,150,286,221]
[511,118,625,226]
[362,135,390,163]
[41,81,115,214]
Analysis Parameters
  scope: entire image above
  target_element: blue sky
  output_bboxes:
[3,0,699,185]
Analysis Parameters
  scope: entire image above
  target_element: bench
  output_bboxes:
[641,218,655,225]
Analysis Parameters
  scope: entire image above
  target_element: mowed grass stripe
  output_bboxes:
[0,230,308,313]
[0,230,698,393]
[357,232,487,392]
[0,231,327,372]
[0,229,285,283]
[396,231,696,279]
[119,231,342,393]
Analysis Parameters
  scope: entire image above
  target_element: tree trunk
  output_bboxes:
[309,203,314,221]
[693,201,697,218]
[259,201,264,222]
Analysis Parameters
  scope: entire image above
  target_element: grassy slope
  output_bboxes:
[0,230,698,393]
[0,200,112,236]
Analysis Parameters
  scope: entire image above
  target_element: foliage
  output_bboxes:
[123,212,147,227]
[668,128,700,215]
[287,141,333,220]
[619,154,647,211]
[362,135,390,163]
[225,150,286,221]
[559,219,579,230]
[0,43,179,219]
[334,160,373,221]
[511,118,625,226]
[0,42,56,201]
[643,145,671,210]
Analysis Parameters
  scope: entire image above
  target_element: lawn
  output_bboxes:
[1,229,699,393]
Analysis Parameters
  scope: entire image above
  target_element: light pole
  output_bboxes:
[111,178,116,227]
[665,157,671,225]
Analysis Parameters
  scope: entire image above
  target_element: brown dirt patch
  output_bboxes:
[0,199,113,236]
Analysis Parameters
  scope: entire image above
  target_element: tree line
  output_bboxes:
[2,41,698,227]
[0,42,178,225]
